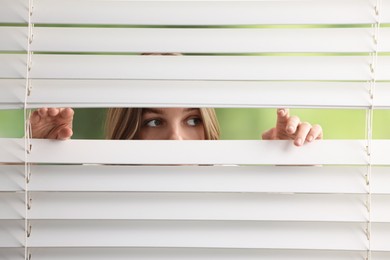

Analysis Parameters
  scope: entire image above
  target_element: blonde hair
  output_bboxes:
[105,108,220,140]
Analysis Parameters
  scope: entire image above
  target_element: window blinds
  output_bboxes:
[1,0,390,259]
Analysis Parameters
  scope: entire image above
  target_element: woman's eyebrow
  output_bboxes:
[184,108,199,113]
[143,108,164,115]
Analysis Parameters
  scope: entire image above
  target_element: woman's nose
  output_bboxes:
[167,125,185,140]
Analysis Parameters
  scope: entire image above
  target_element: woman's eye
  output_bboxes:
[187,118,202,126]
[144,119,162,127]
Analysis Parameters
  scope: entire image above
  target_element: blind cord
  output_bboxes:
[366,1,381,259]
[24,0,34,259]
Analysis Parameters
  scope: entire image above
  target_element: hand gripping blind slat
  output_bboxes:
[0,0,389,260]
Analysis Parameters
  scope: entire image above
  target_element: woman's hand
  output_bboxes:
[262,108,323,146]
[30,108,74,140]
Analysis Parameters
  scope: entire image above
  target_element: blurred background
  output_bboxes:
[1,108,389,139]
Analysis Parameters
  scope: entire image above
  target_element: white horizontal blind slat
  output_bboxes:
[0,139,373,165]
[27,220,367,250]
[1,54,381,80]
[0,54,390,83]
[0,139,374,165]
[25,248,372,260]
[371,167,390,194]
[28,192,367,222]
[0,54,27,78]
[8,81,390,109]
[0,79,25,109]
[27,27,388,53]
[0,193,25,220]
[0,139,25,163]
[25,192,390,223]
[0,249,24,260]
[0,27,27,51]
[26,165,368,194]
[25,80,372,109]
[377,56,390,81]
[18,139,368,165]
[372,195,390,222]
[372,141,390,165]
[0,0,28,23]
[31,0,376,25]
[0,165,24,191]
[374,82,390,109]
[372,223,390,251]
[382,27,390,52]
[6,81,390,109]
[25,55,376,80]
[383,1,390,23]
[0,220,25,247]
[4,27,390,53]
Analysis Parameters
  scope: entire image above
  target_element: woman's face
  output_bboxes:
[138,108,206,140]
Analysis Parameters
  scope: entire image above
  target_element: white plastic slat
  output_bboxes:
[3,0,387,25]
[7,139,390,165]
[372,140,390,165]
[31,0,375,25]
[6,81,390,109]
[383,1,390,23]
[29,27,381,53]
[27,220,367,250]
[4,54,390,81]
[0,165,24,191]
[374,82,390,109]
[0,249,24,260]
[0,0,28,23]
[0,220,25,247]
[372,223,390,251]
[21,54,381,80]
[0,79,25,109]
[25,248,369,260]
[0,193,25,220]
[0,139,25,163]
[4,26,390,53]
[24,139,368,165]
[373,252,390,260]
[377,56,390,81]
[0,54,27,79]
[28,192,367,222]
[382,27,390,52]
[28,165,367,194]
[0,27,27,51]
[372,195,390,222]
[29,55,373,81]
[24,80,371,109]
[371,167,390,194]
[6,80,390,110]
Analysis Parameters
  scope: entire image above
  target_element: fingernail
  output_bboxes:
[307,135,314,142]
[296,138,303,146]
